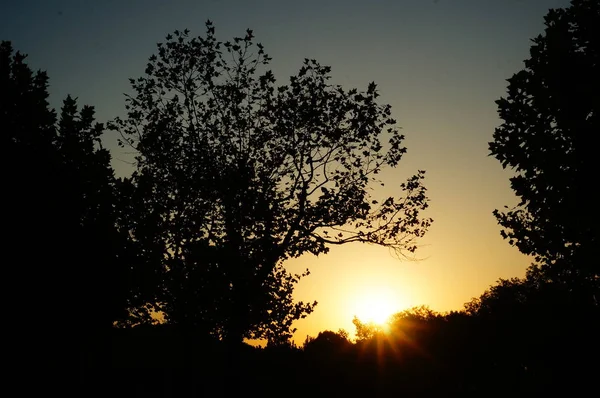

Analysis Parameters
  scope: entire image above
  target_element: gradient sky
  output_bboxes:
[1,0,570,343]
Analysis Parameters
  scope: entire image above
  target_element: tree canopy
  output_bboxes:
[110,21,432,343]
[489,0,599,287]
[2,41,144,331]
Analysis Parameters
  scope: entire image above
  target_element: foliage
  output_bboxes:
[55,95,137,328]
[489,0,599,285]
[3,40,57,327]
[352,316,386,342]
[388,305,440,322]
[463,278,532,317]
[2,41,145,330]
[303,329,352,352]
[109,21,432,343]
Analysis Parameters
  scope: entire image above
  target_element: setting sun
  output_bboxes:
[351,287,404,325]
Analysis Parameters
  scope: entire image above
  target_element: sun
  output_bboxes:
[351,287,401,326]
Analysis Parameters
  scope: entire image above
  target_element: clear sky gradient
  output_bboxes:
[1,0,570,342]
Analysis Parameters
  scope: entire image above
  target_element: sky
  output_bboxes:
[1,0,570,343]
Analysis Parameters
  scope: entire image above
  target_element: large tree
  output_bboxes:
[111,21,432,343]
[489,0,599,288]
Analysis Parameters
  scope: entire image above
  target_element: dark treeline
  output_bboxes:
[92,272,599,396]
[2,0,598,396]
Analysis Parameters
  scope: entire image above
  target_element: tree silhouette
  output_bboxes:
[110,21,432,344]
[3,40,59,335]
[2,41,145,333]
[352,316,385,342]
[303,329,352,353]
[462,272,600,393]
[57,95,157,330]
[489,0,599,289]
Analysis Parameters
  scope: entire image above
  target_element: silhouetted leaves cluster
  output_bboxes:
[489,0,599,288]
[2,41,147,332]
[109,20,432,343]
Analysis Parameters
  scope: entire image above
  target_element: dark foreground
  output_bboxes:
[73,326,598,397]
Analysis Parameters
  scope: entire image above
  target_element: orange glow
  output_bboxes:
[351,287,402,326]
